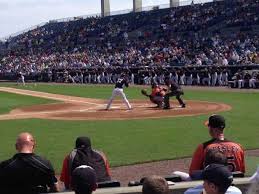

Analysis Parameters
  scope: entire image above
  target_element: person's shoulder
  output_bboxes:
[226,186,242,194]
[31,154,53,166]
[93,149,108,159]
[93,149,105,155]
[223,140,245,150]
[0,157,14,168]
[184,184,203,194]
[203,138,217,149]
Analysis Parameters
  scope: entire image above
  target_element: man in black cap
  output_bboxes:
[184,153,242,194]
[202,164,234,194]
[60,136,111,190]
[189,114,245,177]
[72,165,97,194]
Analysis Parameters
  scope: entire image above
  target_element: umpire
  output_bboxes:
[163,78,186,109]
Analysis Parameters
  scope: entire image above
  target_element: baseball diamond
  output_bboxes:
[0,87,231,121]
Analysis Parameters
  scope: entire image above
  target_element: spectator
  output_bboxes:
[190,149,228,180]
[184,150,242,194]
[189,114,245,177]
[60,136,111,190]
[0,0,258,82]
[0,132,58,194]
[142,175,169,194]
[247,167,259,194]
[71,165,97,194]
[201,164,235,194]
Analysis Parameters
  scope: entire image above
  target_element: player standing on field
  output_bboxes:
[105,73,132,110]
[17,72,25,86]
[163,78,186,109]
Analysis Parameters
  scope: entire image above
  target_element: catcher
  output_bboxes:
[141,83,166,108]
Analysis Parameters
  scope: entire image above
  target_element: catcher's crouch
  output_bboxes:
[141,84,166,108]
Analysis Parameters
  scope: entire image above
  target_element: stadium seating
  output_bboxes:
[0,0,258,87]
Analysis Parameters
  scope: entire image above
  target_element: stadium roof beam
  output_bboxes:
[101,0,110,17]
[170,0,180,7]
[133,0,142,12]
[101,0,181,17]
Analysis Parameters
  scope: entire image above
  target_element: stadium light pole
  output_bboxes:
[170,0,180,7]
[101,0,110,17]
[133,0,142,12]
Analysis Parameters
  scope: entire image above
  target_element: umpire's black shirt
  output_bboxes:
[170,82,181,91]
[0,153,57,194]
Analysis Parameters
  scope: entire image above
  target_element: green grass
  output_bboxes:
[0,83,259,175]
[0,91,56,114]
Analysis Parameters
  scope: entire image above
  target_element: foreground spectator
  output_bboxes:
[0,132,58,194]
[72,165,97,194]
[190,149,229,180]
[184,151,242,194]
[60,136,111,189]
[142,175,169,194]
[247,167,259,194]
[201,164,235,194]
[189,114,245,177]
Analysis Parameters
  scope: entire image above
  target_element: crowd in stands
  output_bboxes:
[0,114,257,194]
[0,0,258,88]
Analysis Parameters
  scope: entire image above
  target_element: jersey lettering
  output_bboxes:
[117,79,123,84]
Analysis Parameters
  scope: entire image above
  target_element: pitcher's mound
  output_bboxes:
[2,99,231,120]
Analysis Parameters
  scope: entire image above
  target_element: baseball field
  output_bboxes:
[0,83,259,182]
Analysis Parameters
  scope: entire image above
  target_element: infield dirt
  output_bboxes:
[0,87,231,120]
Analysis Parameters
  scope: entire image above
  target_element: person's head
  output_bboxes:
[202,164,233,194]
[72,165,97,194]
[15,132,35,153]
[75,136,91,149]
[204,150,227,167]
[164,78,171,86]
[142,175,169,194]
[205,115,225,138]
[152,83,158,89]
[191,150,228,180]
[120,73,126,78]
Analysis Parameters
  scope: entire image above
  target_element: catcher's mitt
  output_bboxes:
[141,89,149,97]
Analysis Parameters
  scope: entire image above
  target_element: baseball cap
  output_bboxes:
[202,164,233,190]
[72,165,97,193]
[205,114,225,129]
[75,136,91,149]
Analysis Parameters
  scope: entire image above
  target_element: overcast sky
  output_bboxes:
[0,0,212,39]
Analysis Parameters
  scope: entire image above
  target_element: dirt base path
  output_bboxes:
[0,87,231,120]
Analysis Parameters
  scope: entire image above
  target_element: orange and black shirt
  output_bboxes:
[189,138,245,175]
[151,87,165,97]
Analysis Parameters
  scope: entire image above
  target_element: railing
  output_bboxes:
[1,0,218,41]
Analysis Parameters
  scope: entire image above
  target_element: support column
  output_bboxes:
[101,0,110,17]
[170,0,180,7]
[133,0,142,12]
